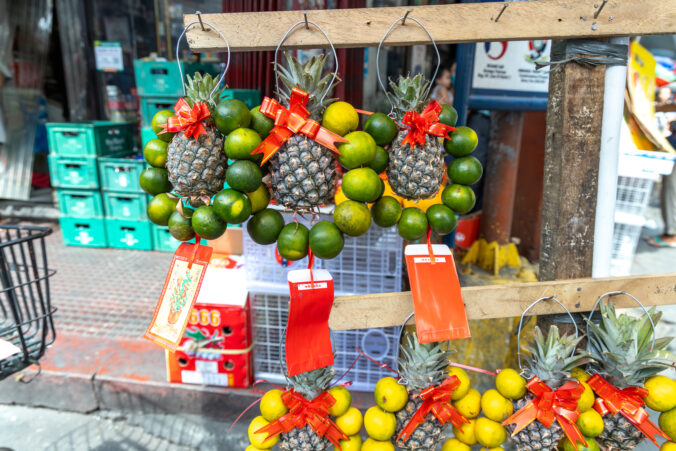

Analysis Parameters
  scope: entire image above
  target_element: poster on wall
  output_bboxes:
[471,40,550,93]
[94,41,124,72]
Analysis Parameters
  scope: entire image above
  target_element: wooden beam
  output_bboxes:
[328,273,676,330]
[184,2,676,53]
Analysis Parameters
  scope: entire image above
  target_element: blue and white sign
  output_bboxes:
[472,40,550,93]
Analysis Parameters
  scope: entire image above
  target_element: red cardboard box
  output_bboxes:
[166,254,253,387]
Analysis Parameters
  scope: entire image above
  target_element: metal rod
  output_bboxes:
[196,11,207,31]
[303,11,309,29]
[495,3,508,22]
[401,9,412,25]
[594,0,608,19]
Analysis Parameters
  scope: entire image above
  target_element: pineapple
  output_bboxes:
[394,332,450,449]
[166,73,227,203]
[270,52,340,213]
[278,365,335,450]
[386,74,446,200]
[509,326,592,451]
[586,303,676,451]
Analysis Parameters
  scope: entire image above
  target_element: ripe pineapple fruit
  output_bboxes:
[166,73,227,203]
[278,365,335,450]
[270,52,340,213]
[508,326,592,451]
[394,332,451,449]
[386,74,446,200]
[586,303,676,451]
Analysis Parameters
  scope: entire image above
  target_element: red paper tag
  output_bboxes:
[405,244,470,343]
[144,242,213,351]
[286,269,335,377]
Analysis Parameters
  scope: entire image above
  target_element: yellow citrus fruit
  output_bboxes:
[453,388,482,419]
[645,376,676,412]
[483,447,505,451]
[571,367,591,383]
[248,416,279,449]
[453,418,478,446]
[260,389,288,422]
[364,406,396,441]
[245,445,266,451]
[577,382,595,413]
[322,101,359,137]
[334,434,363,451]
[576,409,604,437]
[401,183,445,213]
[496,368,527,400]
[336,407,364,436]
[661,441,676,451]
[374,377,409,413]
[563,436,600,451]
[481,389,514,422]
[335,186,348,205]
[361,438,394,451]
[448,367,471,401]
[475,417,507,448]
[660,407,676,440]
[337,131,377,169]
[442,437,472,451]
[328,386,352,417]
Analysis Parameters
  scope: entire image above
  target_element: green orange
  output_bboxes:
[152,110,176,143]
[397,207,428,241]
[309,221,344,260]
[224,128,263,161]
[427,204,458,235]
[139,168,173,195]
[277,223,310,261]
[191,205,227,240]
[213,189,252,224]
[247,209,285,245]
[364,112,398,146]
[214,99,251,135]
[372,196,403,228]
[448,156,483,186]
[250,106,275,139]
[444,126,478,157]
[337,131,377,169]
[168,211,195,241]
[442,184,476,214]
[342,168,382,203]
[334,200,372,237]
[439,105,458,127]
[147,193,178,226]
[246,184,271,213]
[226,160,262,193]
[322,101,359,137]
[368,146,389,174]
[143,139,168,168]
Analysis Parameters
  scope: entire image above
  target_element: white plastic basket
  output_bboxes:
[251,291,400,391]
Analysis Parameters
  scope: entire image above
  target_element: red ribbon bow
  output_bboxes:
[401,100,456,149]
[251,88,349,165]
[161,98,211,139]
[588,374,669,446]
[256,389,348,449]
[503,377,588,451]
[397,376,469,444]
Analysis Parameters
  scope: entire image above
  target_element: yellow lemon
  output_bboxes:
[362,438,394,451]
[571,367,591,383]
[334,434,363,451]
[336,407,364,436]
[322,101,359,137]
[328,386,352,417]
[577,382,595,413]
[661,441,676,451]
[248,416,279,449]
[448,366,471,401]
[645,376,676,412]
[453,418,478,445]
[364,406,397,441]
[475,417,507,448]
[260,389,288,422]
[442,437,472,451]
[374,377,409,413]
[245,445,266,451]
[453,388,482,419]
[496,368,527,400]
[481,389,514,422]
[660,407,676,440]
[576,409,604,437]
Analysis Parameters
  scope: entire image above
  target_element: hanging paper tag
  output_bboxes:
[405,244,470,343]
[144,242,213,351]
[0,339,21,361]
[286,269,335,377]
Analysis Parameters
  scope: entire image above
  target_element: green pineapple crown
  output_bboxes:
[398,332,450,392]
[388,73,431,121]
[522,325,592,389]
[586,302,676,388]
[288,365,335,401]
[184,72,226,111]
[276,51,339,120]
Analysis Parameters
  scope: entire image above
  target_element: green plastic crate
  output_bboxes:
[55,189,103,217]
[103,191,148,220]
[105,218,153,250]
[141,127,156,148]
[98,155,145,192]
[134,60,222,97]
[140,96,178,126]
[221,89,261,109]
[48,155,99,189]
[46,121,133,156]
[59,216,107,248]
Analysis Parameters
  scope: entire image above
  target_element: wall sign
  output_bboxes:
[94,41,124,72]
[472,40,550,93]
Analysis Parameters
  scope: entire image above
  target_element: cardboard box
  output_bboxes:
[208,227,243,255]
[166,255,252,387]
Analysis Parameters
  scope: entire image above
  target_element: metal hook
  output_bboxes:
[593,0,608,19]
[495,3,508,23]
[303,11,309,29]
[195,11,208,31]
[401,9,413,26]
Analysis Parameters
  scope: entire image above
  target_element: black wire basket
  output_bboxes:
[0,225,56,380]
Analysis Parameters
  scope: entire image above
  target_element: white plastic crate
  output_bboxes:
[251,291,400,391]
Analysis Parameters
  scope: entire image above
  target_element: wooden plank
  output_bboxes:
[328,273,676,330]
[184,2,676,52]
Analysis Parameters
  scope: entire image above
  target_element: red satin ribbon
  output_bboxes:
[588,374,669,445]
[503,377,587,451]
[401,100,456,149]
[256,389,348,449]
[161,98,210,139]
[397,376,469,443]
[251,88,348,165]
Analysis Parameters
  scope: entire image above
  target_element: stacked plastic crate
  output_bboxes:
[47,121,133,248]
